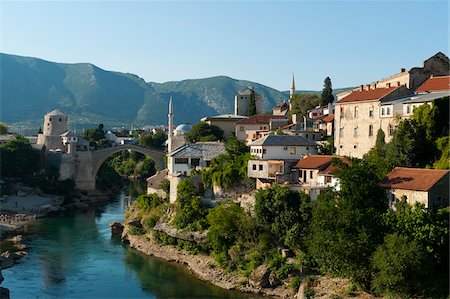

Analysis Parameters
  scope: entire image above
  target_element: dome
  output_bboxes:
[46,109,67,117]
[175,124,192,132]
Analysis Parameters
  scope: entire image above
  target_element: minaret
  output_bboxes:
[289,72,295,110]
[168,96,174,154]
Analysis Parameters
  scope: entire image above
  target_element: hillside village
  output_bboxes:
[1,51,449,298]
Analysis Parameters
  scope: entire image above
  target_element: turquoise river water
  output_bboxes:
[2,187,256,299]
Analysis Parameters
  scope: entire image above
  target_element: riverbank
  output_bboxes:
[122,224,297,298]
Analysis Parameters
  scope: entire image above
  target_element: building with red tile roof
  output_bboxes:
[235,115,288,142]
[415,75,450,93]
[381,167,449,209]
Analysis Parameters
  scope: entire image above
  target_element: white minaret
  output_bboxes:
[168,96,174,154]
[289,72,295,110]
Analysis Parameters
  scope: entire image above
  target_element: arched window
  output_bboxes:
[369,125,373,137]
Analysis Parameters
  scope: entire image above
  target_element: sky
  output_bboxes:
[0,0,448,91]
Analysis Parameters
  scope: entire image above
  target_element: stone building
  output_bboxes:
[381,167,449,209]
[334,85,412,158]
[234,89,262,116]
[36,109,68,151]
[201,114,248,138]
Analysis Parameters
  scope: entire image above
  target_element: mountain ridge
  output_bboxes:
[0,53,350,129]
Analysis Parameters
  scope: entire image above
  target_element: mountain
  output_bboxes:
[0,53,349,129]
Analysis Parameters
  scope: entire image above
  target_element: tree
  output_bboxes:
[82,124,106,145]
[0,122,8,134]
[371,233,427,297]
[172,179,208,230]
[363,129,391,178]
[307,159,388,285]
[139,131,166,149]
[289,93,320,116]
[248,87,257,116]
[255,185,311,248]
[207,200,247,255]
[0,136,40,177]
[185,122,224,143]
[320,77,334,105]
[133,157,156,178]
[433,136,449,169]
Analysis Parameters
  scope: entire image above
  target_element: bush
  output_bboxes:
[290,276,302,290]
[128,224,145,235]
[136,193,163,212]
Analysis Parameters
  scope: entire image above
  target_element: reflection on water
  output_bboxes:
[2,189,258,299]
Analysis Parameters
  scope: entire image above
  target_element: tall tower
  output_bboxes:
[168,96,174,154]
[289,72,295,110]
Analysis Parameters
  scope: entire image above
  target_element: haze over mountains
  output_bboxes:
[0,53,349,129]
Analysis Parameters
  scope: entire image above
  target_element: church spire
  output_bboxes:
[290,72,295,99]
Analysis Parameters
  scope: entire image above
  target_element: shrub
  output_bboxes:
[128,224,145,235]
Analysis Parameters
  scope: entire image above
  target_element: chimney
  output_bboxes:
[374,83,377,89]
[360,85,364,91]
[400,68,406,73]
[386,83,391,88]
[366,84,371,91]
[397,81,401,87]
[430,74,434,78]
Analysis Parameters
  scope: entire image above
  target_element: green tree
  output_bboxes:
[289,93,320,116]
[0,136,39,177]
[307,159,388,285]
[133,157,156,178]
[248,87,257,116]
[185,122,224,143]
[139,130,166,149]
[207,200,247,255]
[172,179,208,230]
[318,136,334,155]
[320,77,334,105]
[433,136,449,169]
[371,233,427,297]
[82,124,106,146]
[380,202,449,297]
[255,185,311,248]
[363,129,392,178]
[0,122,8,134]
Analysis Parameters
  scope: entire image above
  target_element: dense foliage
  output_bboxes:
[82,123,108,147]
[138,130,166,149]
[0,122,8,134]
[185,122,224,143]
[202,137,251,190]
[0,135,40,177]
[289,93,320,116]
[255,185,311,248]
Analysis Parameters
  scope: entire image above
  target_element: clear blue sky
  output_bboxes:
[1,1,448,90]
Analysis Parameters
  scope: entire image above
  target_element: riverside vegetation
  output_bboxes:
[124,101,449,298]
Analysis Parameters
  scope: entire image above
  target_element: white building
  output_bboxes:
[247,135,317,189]
[234,89,263,116]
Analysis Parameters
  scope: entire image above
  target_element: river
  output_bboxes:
[2,184,254,299]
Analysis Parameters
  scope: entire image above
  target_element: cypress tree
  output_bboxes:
[248,87,257,116]
[321,77,334,105]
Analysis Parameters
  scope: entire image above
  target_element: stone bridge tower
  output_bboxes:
[37,109,68,151]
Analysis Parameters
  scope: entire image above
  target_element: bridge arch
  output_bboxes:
[91,144,166,181]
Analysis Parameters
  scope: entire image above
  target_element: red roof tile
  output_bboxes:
[322,114,334,123]
[380,167,449,191]
[295,155,335,169]
[415,76,450,93]
[235,115,287,125]
[318,158,351,175]
[337,87,398,103]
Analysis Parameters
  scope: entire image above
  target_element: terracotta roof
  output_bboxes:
[318,158,351,175]
[295,155,335,169]
[380,167,449,191]
[337,87,398,103]
[235,115,287,125]
[322,114,335,123]
[274,102,289,110]
[415,76,450,93]
[281,123,296,130]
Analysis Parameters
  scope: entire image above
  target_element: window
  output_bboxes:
[381,108,385,116]
[340,107,344,118]
[353,126,358,137]
[306,147,309,150]
[306,134,309,139]
[49,118,52,121]
[299,171,303,178]
[354,106,358,118]
[339,127,344,137]
[310,171,313,179]
[407,105,411,114]
[340,145,343,149]
[59,118,62,122]
[388,124,394,136]
[283,146,288,151]
[368,125,373,137]
[312,135,315,140]
[386,107,391,115]
[325,176,332,184]
[259,165,263,171]
[252,164,256,170]
[263,148,266,154]
[353,145,357,149]
[240,126,244,131]
[369,106,374,117]
[175,158,188,164]
[290,147,296,154]
[191,158,200,167]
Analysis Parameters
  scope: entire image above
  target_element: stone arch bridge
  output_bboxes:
[74,144,166,190]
